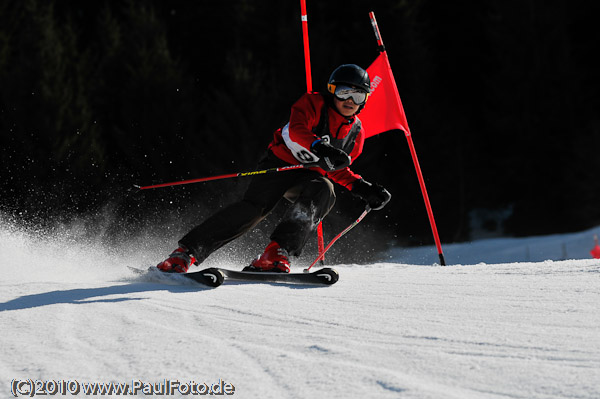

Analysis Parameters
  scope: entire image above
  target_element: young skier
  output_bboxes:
[157,64,391,273]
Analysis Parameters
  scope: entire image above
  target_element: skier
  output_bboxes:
[157,64,391,273]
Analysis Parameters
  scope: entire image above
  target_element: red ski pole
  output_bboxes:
[134,163,318,190]
[305,207,372,272]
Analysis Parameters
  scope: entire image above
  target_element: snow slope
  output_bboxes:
[390,225,600,266]
[1,217,599,399]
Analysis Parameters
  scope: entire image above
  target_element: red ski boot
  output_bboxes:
[156,247,196,273]
[247,241,291,273]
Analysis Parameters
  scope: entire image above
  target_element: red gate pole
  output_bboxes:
[300,0,326,264]
[369,12,446,265]
[300,0,312,92]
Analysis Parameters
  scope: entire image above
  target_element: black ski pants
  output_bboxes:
[179,151,336,264]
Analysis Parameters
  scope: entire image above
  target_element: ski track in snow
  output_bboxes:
[1,220,600,399]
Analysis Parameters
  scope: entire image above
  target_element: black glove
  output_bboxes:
[352,179,392,210]
[311,140,351,171]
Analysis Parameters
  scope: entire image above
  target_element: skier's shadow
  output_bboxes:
[0,282,211,312]
[1,275,330,312]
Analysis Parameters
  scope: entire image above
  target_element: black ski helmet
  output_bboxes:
[327,64,371,94]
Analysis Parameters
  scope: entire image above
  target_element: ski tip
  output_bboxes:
[185,267,225,287]
[314,268,339,285]
[201,267,225,287]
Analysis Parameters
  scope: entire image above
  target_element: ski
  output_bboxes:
[129,266,337,287]
[128,266,224,288]
[215,267,339,285]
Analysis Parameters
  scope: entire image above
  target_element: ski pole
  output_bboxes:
[304,206,372,272]
[134,162,319,190]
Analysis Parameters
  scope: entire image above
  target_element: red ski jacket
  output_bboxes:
[268,92,364,190]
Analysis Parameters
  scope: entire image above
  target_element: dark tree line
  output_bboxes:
[1,0,599,256]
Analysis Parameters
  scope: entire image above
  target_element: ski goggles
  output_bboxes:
[328,84,369,105]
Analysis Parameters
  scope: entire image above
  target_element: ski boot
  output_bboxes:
[245,241,291,273]
[156,247,196,273]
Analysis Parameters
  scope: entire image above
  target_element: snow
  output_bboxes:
[1,216,599,399]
